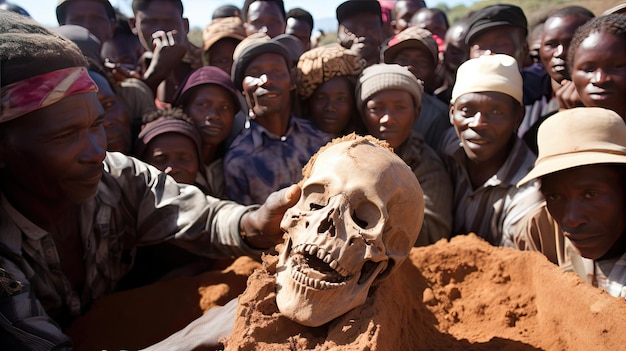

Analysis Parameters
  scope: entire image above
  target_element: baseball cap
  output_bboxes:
[465,4,528,45]
[383,27,439,65]
[336,0,381,24]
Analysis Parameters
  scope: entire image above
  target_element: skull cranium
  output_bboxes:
[276,136,424,326]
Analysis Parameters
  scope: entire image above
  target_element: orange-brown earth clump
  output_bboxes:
[67,234,626,350]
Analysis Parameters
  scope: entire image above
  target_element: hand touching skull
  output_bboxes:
[276,135,425,326]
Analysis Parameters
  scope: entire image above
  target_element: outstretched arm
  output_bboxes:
[239,184,301,250]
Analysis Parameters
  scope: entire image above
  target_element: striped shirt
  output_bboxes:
[440,128,544,247]
[395,131,453,246]
[0,152,261,350]
[515,203,626,299]
[224,116,329,205]
[195,158,228,200]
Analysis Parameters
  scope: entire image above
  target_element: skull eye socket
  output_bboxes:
[352,200,380,229]
[301,184,327,211]
[352,210,367,228]
[310,203,324,211]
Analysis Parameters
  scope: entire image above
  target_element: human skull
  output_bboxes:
[276,136,424,327]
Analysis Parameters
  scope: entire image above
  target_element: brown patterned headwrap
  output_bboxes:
[296,44,366,101]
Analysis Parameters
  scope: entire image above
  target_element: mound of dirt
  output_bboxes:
[66,235,626,351]
[65,256,262,351]
[223,234,626,350]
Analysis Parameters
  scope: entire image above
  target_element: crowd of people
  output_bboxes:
[0,0,625,349]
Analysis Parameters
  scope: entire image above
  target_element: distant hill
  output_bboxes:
[314,17,338,32]
[436,0,625,24]
[188,0,623,50]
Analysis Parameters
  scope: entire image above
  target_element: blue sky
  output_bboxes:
[17,0,475,31]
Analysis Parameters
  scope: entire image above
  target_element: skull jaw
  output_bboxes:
[275,238,387,327]
[276,267,371,327]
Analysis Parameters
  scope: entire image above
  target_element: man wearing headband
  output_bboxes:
[440,54,544,247]
[0,11,298,348]
[515,107,626,298]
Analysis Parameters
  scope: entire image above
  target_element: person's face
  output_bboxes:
[245,0,286,38]
[388,47,436,89]
[90,72,131,153]
[541,165,625,260]
[469,26,528,67]
[101,34,144,72]
[63,0,114,43]
[571,31,626,118]
[0,93,107,204]
[207,38,238,74]
[131,0,188,52]
[393,0,425,34]
[412,10,447,39]
[308,77,355,137]
[338,13,383,66]
[539,16,589,83]
[286,17,312,52]
[183,85,236,153]
[443,24,469,75]
[242,52,293,120]
[450,92,522,164]
[143,133,199,185]
[363,89,416,148]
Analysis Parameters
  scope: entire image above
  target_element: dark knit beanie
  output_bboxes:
[0,10,87,86]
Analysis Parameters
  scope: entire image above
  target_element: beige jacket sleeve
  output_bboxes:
[514,202,564,265]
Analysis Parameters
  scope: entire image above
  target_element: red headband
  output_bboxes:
[0,67,98,123]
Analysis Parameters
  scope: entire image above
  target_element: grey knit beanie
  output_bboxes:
[355,63,424,116]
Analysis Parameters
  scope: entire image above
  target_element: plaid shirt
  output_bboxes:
[440,128,544,247]
[0,152,260,350]
[224,117,329,205]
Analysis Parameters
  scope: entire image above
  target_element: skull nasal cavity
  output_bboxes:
[318,208,336,237]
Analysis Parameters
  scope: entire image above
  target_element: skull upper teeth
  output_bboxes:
[291,244,350,278]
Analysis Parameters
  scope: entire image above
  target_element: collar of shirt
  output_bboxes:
[395,131,425,165]
[248,117,298,149]
[451,137,536,189]
[0,194,48,253]
[1,194,48,244]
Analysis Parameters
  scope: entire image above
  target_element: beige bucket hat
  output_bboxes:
[517,107,626,187]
